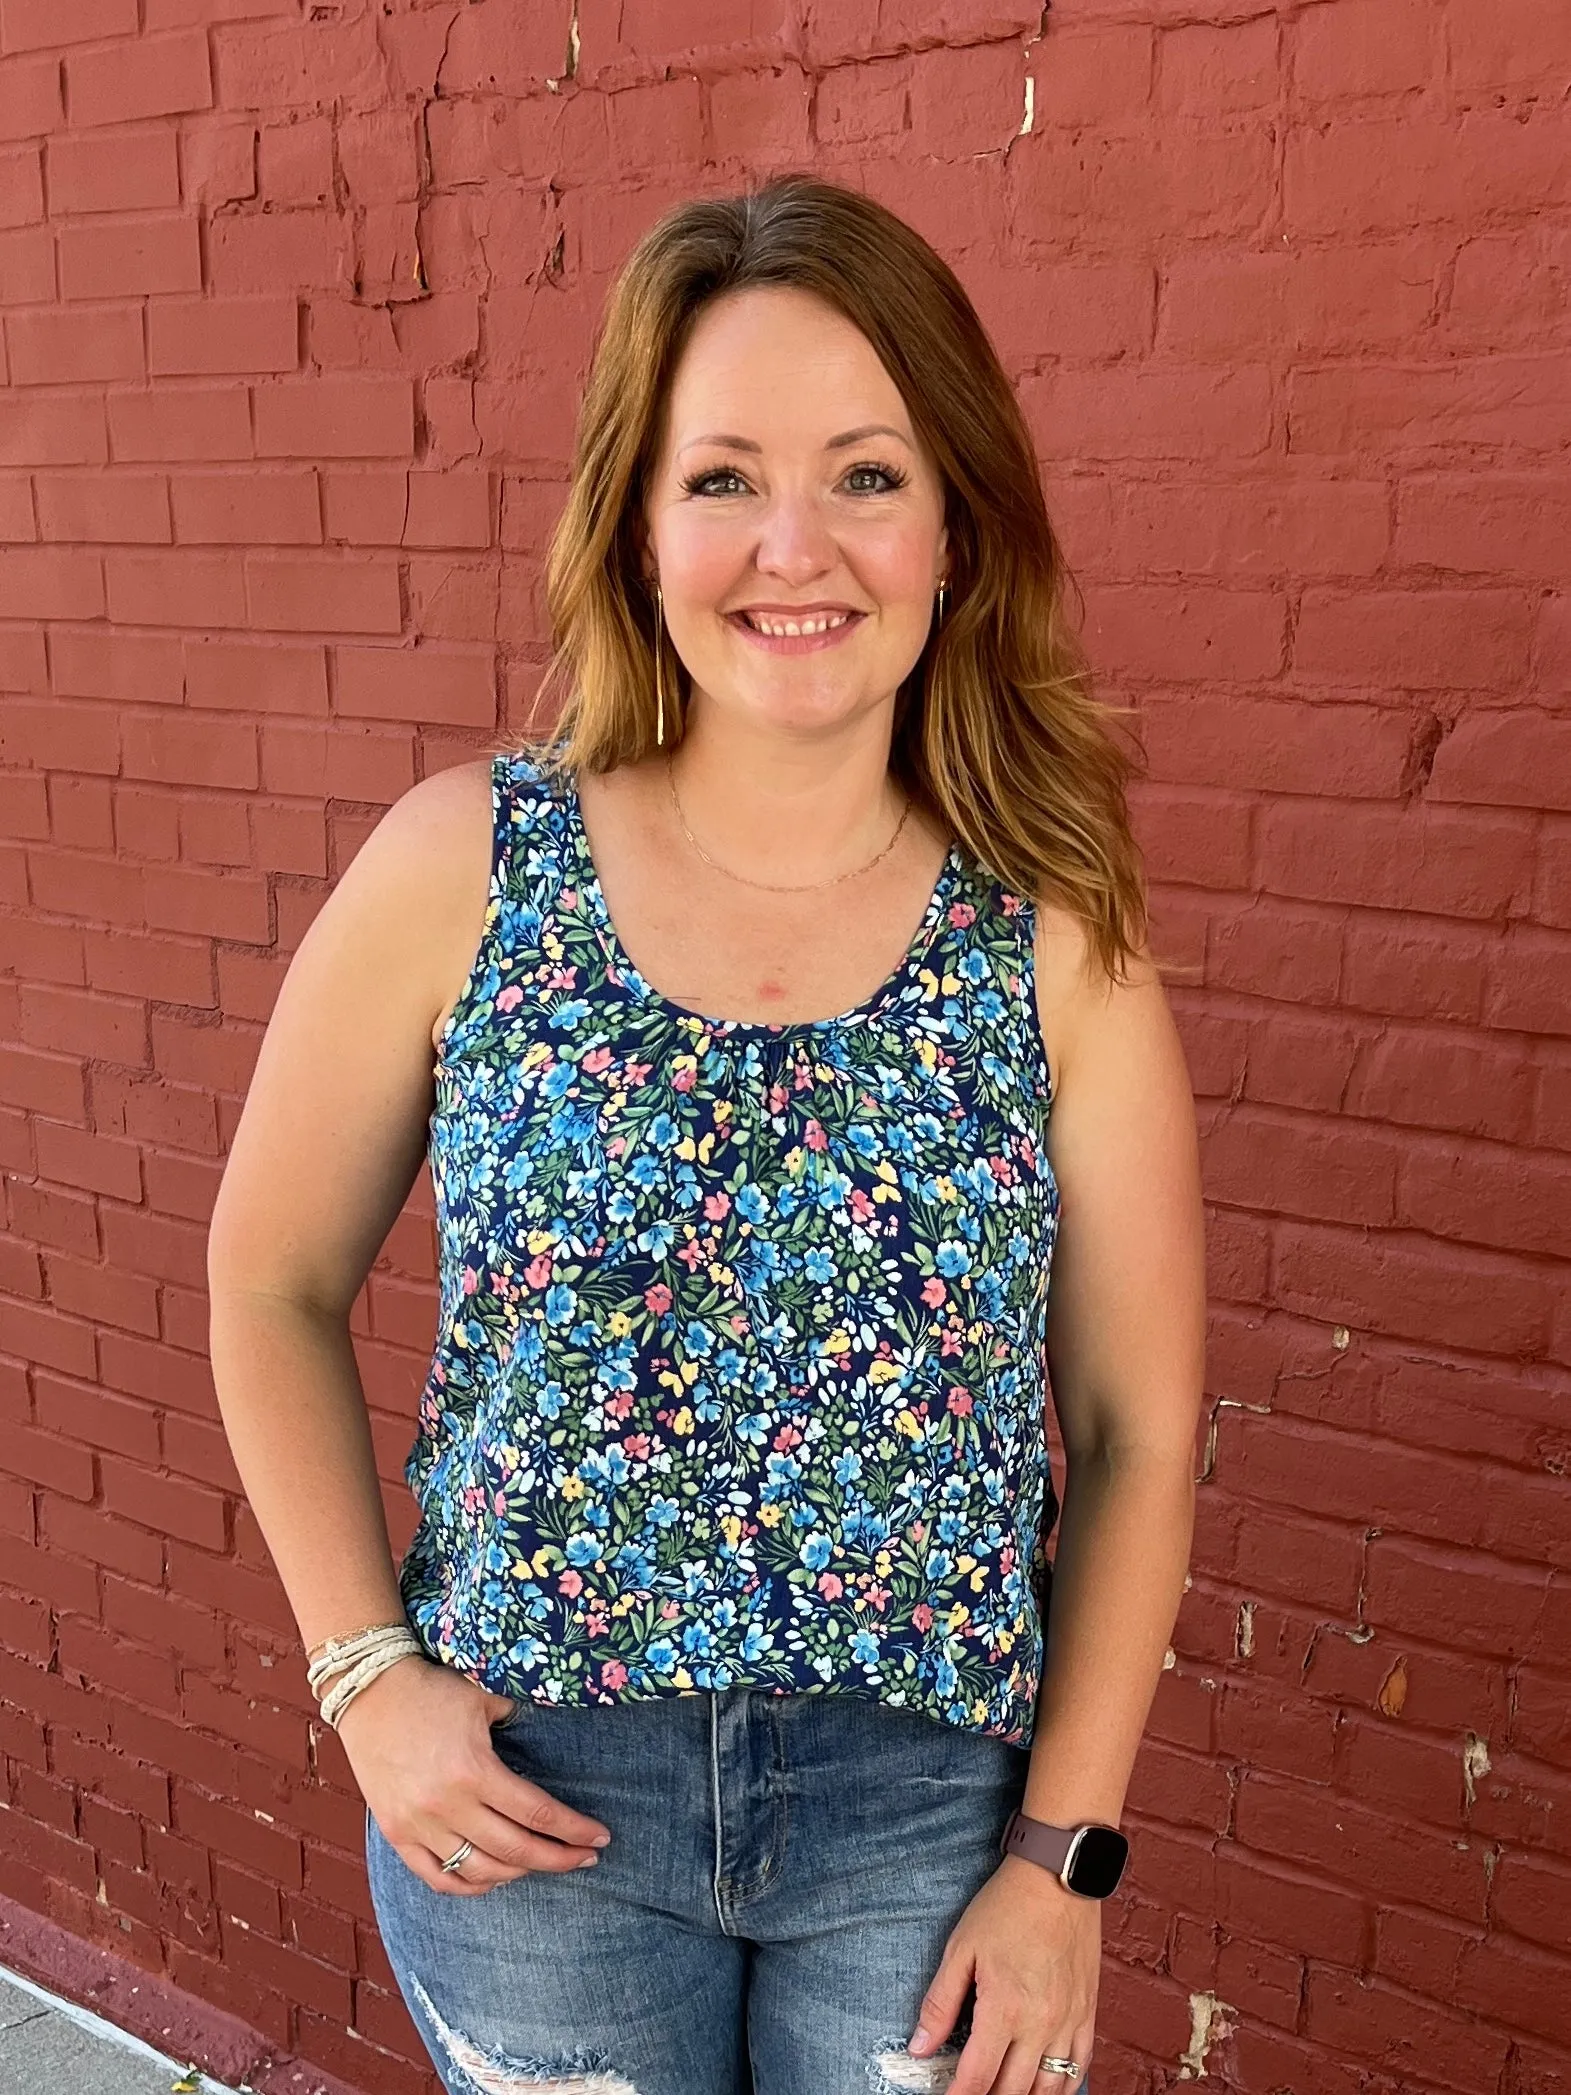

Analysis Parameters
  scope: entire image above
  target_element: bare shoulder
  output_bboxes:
[300,754,498,1052]
[1030,894,1171,1100]
[361,753,496,878]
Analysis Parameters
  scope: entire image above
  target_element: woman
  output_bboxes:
[208,175,1206,2095]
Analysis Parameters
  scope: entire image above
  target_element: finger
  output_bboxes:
[1027,2029,1091,2095]
[429,1794,606,1878]
[389,1837,515,1899]
[482,1762,612,1854]
[995,2032,1071,2095]
[946,2013,1012,2095]
[909,1947,975,2057]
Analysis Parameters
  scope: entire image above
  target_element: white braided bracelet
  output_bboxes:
[307,1623,423,1730]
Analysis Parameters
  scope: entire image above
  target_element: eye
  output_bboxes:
[843,460,910,495]
[680,467,751,497]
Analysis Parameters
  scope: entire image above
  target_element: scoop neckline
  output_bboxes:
[558,764,961,1038]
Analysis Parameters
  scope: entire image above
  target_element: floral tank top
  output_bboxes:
[399,748,1062,1746]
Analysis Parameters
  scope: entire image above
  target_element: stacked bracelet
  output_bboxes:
[306,1621,423,1730]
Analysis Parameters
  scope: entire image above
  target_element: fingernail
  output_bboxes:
[592,1832,611,1847]
[909,2028,933,2055]
[576,1853,599,1868]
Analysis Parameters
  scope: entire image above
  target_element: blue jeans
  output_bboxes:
[366,1686,1092,2095]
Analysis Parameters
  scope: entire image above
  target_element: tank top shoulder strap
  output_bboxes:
[436,747,569,1065]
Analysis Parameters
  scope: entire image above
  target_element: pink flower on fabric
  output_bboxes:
[912,1604,934,1631]
[601,1661,628,1689]
[804,1119,828,1151]
[582,1045,614,1074]
[948,901,977,928]
[673,1065,697,1091]
[817,1574,844,1599]
[496,985,525,1012]
[525,1254,553,1287]
[921,1277,946,1307]
[947,1387,973,1414]
[645,1283,673,1313]
[704,1191,731,1220]
[559,1569,583,1596]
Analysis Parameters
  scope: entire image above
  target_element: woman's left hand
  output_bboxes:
[907,1854,1100,2095]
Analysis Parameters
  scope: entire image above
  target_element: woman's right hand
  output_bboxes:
[337,1656,613,1896]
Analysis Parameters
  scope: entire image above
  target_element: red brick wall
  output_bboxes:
[1,3,1567,2091]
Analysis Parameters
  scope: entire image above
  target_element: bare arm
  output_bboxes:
[1023,916,1208,1830]
[206,758,495,1653]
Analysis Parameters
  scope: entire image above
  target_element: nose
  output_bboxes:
[753,487,836,586]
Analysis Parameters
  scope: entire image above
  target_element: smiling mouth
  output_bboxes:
[731,609,862,638]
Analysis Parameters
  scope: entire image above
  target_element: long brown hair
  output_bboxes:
[526,173,1155,990]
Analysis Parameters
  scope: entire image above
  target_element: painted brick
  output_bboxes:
[0,16,1564,2092]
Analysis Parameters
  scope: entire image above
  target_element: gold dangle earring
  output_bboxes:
[935,579,949,627]
[654,583,667,748]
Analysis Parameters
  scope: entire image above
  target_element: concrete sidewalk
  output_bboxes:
[0,1965,243,2095]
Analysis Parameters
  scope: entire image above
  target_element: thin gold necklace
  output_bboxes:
[665,757,913,895]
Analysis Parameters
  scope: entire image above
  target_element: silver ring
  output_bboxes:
[439,1838,474,1875]
[1040,2060,1080,2079]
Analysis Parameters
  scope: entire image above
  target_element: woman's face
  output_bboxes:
[641,285,949,741]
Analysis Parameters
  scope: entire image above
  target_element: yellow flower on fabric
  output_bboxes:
[895,1409,921,1439]
[868,1360,902,1385]
[560,1476,586,1500]
[526,1228,555,1255]
[680,1359,700,1385]
[759,1504,784,1528]
[676,1136,697,1161]
[674,1666,693,1688]
[671,1406,694,1436]
[530,1547,554,1576]
[997,1628,1015,1653]
[823,1329,852,1355]
[957,1555,977,1573]
[608,1310,633,1338]
[947,1603,969,1630]
[721,1514,744,1546]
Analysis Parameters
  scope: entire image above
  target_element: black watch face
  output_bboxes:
[1067,1825,1129,1897]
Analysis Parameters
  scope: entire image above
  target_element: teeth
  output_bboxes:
[743,612,852,637]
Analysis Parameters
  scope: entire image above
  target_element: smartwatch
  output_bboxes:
[999,1808,1129,1898]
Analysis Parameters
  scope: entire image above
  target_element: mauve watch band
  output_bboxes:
[1000,1808,1076,1877]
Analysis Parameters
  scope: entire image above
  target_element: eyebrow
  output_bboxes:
[677,423,914,455]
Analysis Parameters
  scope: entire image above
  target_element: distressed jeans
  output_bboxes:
[366,1685,1094,2095]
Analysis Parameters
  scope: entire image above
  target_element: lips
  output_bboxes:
[729,609,864,638]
